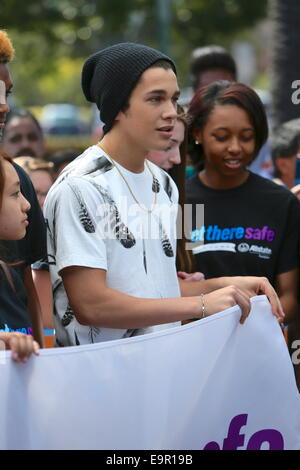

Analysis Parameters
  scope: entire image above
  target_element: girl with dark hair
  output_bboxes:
[186,81,300,324]
[147,108,202,278]
[0,152,39,362]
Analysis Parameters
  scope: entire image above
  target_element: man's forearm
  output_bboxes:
[72,289,201,328]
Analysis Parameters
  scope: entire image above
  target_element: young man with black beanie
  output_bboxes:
[44,42,283,347]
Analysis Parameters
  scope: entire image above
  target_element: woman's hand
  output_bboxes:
[0,332,40,363]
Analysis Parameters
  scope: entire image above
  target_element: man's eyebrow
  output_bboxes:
[146,89,180,96]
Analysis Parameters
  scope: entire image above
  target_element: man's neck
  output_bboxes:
[98,132,146,174]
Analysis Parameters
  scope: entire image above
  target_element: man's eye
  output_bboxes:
[10,135,22,143]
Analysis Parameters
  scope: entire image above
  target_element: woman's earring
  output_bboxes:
[195,140,200,145]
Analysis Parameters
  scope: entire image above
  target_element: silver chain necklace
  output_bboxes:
[97,144,158,213]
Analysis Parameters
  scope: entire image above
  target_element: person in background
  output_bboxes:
[147,107,203,281]
[190,45,237,92]
[13,156,53,210]
[276,118,300,199]
[0,152,40,362]
[189,44,273,179]
[147,117,184,171]
[0,30,45,347]
[1,109,46,159]
[48,149,78,180]
[270,125,299,189]
[186,81,300,326]
[13,156,54,331]
[265,120,300,393]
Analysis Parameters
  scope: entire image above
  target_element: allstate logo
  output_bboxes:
[238,243,250,253]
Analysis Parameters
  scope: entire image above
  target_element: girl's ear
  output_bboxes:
[193,129,202,145]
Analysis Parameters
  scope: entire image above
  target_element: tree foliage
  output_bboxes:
[0,0,267,105]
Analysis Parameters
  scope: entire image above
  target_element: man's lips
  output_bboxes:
[157,125,174,138]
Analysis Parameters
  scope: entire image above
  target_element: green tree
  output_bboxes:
[1,0,268,105]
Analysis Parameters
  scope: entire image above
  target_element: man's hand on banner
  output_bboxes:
[219,276,285,324]
[200,285,251,324]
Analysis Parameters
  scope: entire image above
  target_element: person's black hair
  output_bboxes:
[190,45,237,91]
[48,149,78,173]
[270,126,299,178]
[4,109,43,136]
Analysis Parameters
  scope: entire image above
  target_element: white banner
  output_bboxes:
[0,295,299,450]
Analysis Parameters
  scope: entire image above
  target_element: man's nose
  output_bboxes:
[162,100,178,121]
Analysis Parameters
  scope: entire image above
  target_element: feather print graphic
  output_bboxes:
[82,156,113,178]
[74,331,80,346]
[67,181,95,233]
[47,254,56,266]
[152,176,160,193]
[45,217,51,234]
[161,171,173,202]
[153,213,174,257]
[52,200,58,255]
[52,280,63,317]
[87,180,136,248]
[89,326,101,343]
[142,238,147,273]
[61,304,75,327]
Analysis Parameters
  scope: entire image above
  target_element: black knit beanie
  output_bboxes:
[81,42,177,134]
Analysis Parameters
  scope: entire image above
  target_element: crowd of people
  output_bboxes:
[0,30,299,390]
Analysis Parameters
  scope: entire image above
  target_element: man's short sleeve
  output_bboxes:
[46,178,108,274]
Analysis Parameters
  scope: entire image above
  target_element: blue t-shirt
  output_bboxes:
[0,266,32,334]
